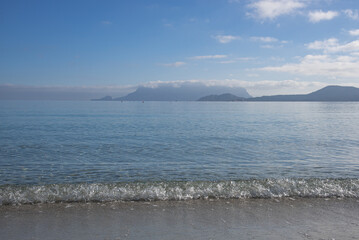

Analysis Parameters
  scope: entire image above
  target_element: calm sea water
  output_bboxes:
[1,101,359,204]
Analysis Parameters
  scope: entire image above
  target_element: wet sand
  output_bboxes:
[1,198,359,240]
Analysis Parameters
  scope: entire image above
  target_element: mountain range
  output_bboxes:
[93,83,251,101]
[247,85,359,101]
[198,93,246,101]
[94,85,359,102]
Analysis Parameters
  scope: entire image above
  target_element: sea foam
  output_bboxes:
[1,178,359,205]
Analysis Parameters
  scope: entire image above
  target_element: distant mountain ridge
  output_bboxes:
[93,85,359,102]
[92,84,251,101]
[248,86,359,101]
[92,96,113,101]
[198,93,245,101]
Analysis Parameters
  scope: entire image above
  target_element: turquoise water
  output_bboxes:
[1,101,359,204]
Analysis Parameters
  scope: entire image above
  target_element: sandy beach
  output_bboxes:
[1,198,359,240]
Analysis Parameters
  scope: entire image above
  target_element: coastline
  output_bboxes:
[1,198,359,240]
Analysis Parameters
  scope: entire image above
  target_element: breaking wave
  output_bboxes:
[1,178,359,205]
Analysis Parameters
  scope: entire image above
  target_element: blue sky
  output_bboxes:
[1,0,359,96]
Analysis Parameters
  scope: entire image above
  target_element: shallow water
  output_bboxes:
[1,101,359,203]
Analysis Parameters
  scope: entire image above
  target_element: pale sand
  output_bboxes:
[1,198,359,240]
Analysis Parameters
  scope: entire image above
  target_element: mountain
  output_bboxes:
[106,83,251,101]
[248,86,359,101]
[92,85,359,102]
[198,93,245,101]
[91,96,113,101]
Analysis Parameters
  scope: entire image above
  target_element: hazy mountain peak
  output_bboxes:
[113,83,251,101]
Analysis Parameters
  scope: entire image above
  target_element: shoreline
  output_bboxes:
[2,178,359,205]
[1,198,359,240]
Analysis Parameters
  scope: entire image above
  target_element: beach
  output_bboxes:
[1,198,359,240]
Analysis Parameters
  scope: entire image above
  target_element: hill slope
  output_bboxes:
[198,93,245,101]
[112,84,251,101]
[249,86,359,101]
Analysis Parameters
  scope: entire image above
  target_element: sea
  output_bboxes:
[1,101,359,205]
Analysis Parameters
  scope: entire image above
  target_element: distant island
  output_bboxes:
[198,93,246,101]
[93,85,359,102]
[198,86,359,102]
[247,86,359,101]
[92,83,251,101]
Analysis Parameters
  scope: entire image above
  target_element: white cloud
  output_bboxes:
[213,35,241,43]
[349,29,359,36]
[308,10,339,23]
[190,55,227,60]
[307,38,359,53]
[260,54,359,78]
[251,36,278,42]
[306,38,339,51]
[258,36,359,80]
[247,0,306,20]
[343,9,359,20]
[161,62,186,67]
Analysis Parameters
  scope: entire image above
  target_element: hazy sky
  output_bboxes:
[1,0,359,96]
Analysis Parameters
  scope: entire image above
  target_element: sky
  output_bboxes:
[1,0,359,97]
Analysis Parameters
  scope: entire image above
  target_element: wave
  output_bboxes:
[1,178,359,205]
